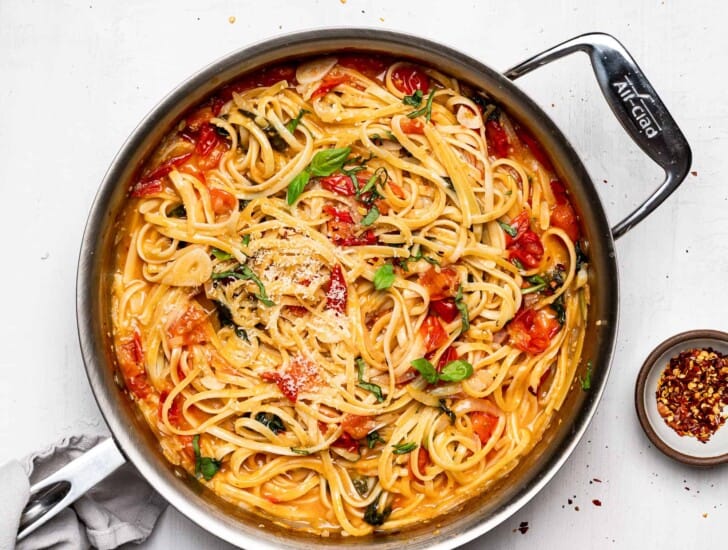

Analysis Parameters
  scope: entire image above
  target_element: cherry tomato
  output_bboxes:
[514,124,553,170]
[311,73,351,99]
[507,307,560,354]
[332,432,360,453]
[549,180,580,241]
[485,119,510,158]
[130,153,192,198]
[504,211,544,269]
[218,64,297,100]
[341,414,376,440]
[418,266,459,301]
[337,55,391,79]
[400,118,424,134]
[158,390,184,428]
[209,187,236,216]
[430,299,459,323]
[471,411,498,444]
[325,264,348,314]
[167,305,209,346]
[320,174,357,196]
[420,315,448,353]
[261,357,319,403]
[195,124,222,157]
[116,330,149,399]
[391,64,430,95]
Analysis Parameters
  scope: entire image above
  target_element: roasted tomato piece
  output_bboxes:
[217,64,297,100]
[420,315,448,353]
[504,212,544,269]
[549,181,580,242]
[485,119,510,158]
[471,411,498,444]
[341,414,376,440]
[320,174,357,196]
[167,305,209,347]
[261,357,320,402]
[116,330,149,399]
[418,266,459,301]
[337,55,391,79]
[391,64,430,95]
[209,187,236,216]
[400,118,424,134]
[436,345,459,371]
[332,432,360,453]
[311,73,351,99]
[325,264,348,314]
[408,446,431,478]
[158,390,185,428]
[430,299,459,323]
[130,153,192,198]
[515,124,553,170]
[507,307,560,354]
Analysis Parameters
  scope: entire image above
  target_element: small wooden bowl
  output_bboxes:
[635,330,728,467]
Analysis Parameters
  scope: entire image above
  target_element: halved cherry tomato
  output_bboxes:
[260,357,319,402]
[420,315,448,353]
[504,212,544,269]
[323,205,378,246]
[400,118,424,134]
[515,124,553,170]
[332,432,360,454]
[195,124,221,157]
[341,414,376,440]
[391,64,430,95]
[323,204,355,223]
[217,64,297,100]
[320,174,357,196]
[471,411,498,444]
[549,180,580,241]
[430,299,459,323]
[130,153,193,198]
[167,305,209,347]
[507,307,560,354]
[311,73,351,99]
[337,55,391,79]
[158,390,185,428]
[325,264,348,314]
[485,119,510,158]
[117,330,149,399]
[418,266,459,301]
[209,187,236,216]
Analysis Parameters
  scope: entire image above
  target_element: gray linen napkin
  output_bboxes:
[1,435,167,550]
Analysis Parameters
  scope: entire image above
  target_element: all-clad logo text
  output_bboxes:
[612,75,661,139]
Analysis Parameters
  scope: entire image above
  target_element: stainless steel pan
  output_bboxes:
[18,29,691,549]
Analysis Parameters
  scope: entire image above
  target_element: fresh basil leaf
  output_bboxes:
[454,284,470,334]
[356,357,384,402]
[360,204,380,227]
[410,357,439,384]
[522,275,547,295]
[366,430,385,449]
[285,108,309,133]
[192,434,222,481]
[238,199,250,211]
[392,442,417,455]
[235,326,249,341]
[286,170,311,205]
[511,258,524,270]
[373,263,395,290]
[290,447,310,455]
[309,147,351,177]
[575,241,588,271]
[438,359,474,382]
[438,399,456,425]
[550,295,566,325]
[213,300,234,327]
[169,204,187,218]
[580,361,592,391]
[358,167,388,196]
[407,89,436,122]
[498,220,517,238]
[211,248,233,260]
[402,89,423,107]
[363,497,391,526]
[352,477,370,497]
[442,176,454,190]
[255,412,286,434]
[212,265,274,306]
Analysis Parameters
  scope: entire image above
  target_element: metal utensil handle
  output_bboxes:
[505,32,692,239]
[17,438,127,540]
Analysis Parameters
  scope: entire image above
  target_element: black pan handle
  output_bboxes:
[505,32,692,239]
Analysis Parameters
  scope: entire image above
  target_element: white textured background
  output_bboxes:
[0,1,725,548]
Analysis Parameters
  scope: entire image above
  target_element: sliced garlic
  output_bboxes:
[160,247,212,287]
[456,105,482,129]
[296,57,338,84]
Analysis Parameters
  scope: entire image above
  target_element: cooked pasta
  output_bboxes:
[110,54,589,536]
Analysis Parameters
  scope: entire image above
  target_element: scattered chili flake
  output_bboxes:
[592,499,602,507]
[513,521,529,534]
[656,348,728,443]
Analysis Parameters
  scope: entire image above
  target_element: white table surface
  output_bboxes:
[1,1,725,548]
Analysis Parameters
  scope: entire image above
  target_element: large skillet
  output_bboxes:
[18,29,690,549]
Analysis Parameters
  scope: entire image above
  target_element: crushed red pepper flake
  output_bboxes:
[656,348,728,443]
